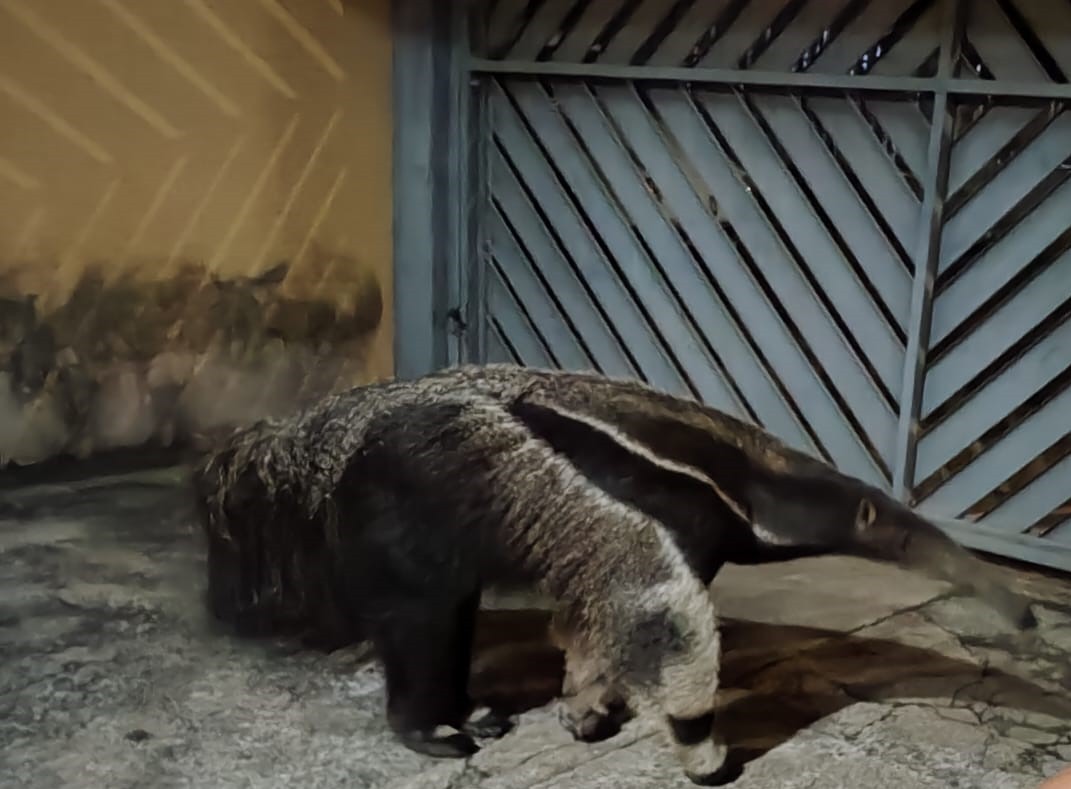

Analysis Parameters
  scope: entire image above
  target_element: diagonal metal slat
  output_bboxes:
[956,34,995,81]
[852,0,942,77]
[916,383,1071,519]
[938,109,1071,272]
[922,257,1071,416]
[945,106,1062,225]
[487,256,559,368]
[1047,506,1071,538]
[505,0,582,61]
[795,0,921,75]
[931,176,1071,348]
[580,0,649,63]
[735,0,811,70]
[1050,521,1071,544]
[630,93,872,465]
[803,96,923,254]
[642,87,890,479]
[915,313,1071,482]
[540,0,621,63]
[516,79,758,419]
[486,0,547,60]
[490,138,637,378]
[487,205,596,371]
[753,93,913,334]
[740,0,839,73]
[946,105,1046,198]
[486,316,523,364]
[678,0,750,68]
[598,0,685,65]
[549,79,818,446]
[695,90,905,414]
[693,0,785,70]
[633,0,718,67]
[996,0,1071,80]
[508,79,745,412]
[490,79,692,394]
[533,0,612,63]
[859,98,931,187]
[791,0,870,73]
[966,0,1051,81]
[982,450,1071,534]
[744,94,911,387]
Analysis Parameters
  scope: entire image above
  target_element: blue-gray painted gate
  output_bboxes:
[395,0,1071,573]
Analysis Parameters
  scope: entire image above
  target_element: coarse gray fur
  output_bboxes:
[195,374,729,783]
[193,363,1036,785]
[412,364,1037,744]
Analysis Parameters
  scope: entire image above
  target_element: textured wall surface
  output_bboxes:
[0,0,393,466]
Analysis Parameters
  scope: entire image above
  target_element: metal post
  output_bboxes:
[392,0,476,377]
[892,0,964,500]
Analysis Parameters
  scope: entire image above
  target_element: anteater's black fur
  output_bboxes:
[193,364,1037,784]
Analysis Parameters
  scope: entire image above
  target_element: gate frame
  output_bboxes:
[393,0,488,379]
[391,0,1071,572]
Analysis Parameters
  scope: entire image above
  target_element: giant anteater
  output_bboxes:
[193,364,1036,785]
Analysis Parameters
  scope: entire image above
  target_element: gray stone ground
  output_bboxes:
[1,466,1070,789]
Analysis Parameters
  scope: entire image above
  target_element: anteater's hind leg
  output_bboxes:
[374,588,511,758]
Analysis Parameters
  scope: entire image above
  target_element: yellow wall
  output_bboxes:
[0,0,393,465]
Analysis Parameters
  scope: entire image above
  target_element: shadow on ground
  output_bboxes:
[465,607,1071,778]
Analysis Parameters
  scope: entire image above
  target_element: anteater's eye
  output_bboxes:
[855,498,877,529]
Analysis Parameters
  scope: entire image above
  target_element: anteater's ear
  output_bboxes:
[854,498,878,532]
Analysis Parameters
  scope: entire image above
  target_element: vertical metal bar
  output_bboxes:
[464,5,491,365]
[445,1,472,367]
[392,0,454,378]
[892,0,963,500]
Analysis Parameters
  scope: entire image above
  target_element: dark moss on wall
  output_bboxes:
[0,259,383,468]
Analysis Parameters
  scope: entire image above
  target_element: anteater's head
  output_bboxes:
[745,467,1037,631]
[851,489,1037,631]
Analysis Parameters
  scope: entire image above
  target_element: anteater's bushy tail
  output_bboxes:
[192,420,351,646]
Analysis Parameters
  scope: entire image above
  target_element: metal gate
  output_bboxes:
[395,0,1071,572]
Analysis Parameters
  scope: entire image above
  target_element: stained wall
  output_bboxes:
[0,0,393,465]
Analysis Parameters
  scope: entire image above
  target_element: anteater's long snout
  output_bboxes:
[863,507,1037,631]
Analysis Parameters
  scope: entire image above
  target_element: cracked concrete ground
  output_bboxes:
[2,465,1070,788]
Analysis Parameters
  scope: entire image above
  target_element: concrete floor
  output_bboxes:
[1,466,1070,789]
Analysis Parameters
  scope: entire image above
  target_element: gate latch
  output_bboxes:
[446,306,468,337]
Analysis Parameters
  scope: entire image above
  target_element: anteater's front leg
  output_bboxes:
[550,609,633,743]
[374,589,513,758]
